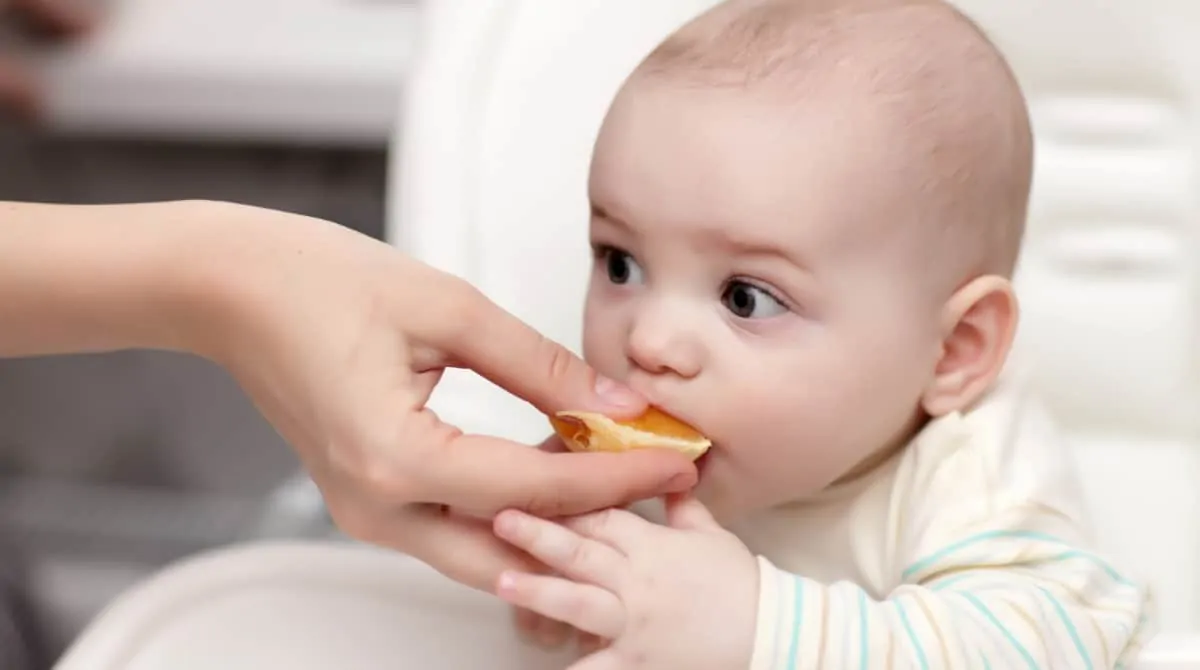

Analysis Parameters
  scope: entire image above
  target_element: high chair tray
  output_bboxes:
[56,540,1200,669]
[56,540,575,670]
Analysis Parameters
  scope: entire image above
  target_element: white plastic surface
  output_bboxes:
[55,542,574,670]
[57,0,1200,668]
[51,541,1200,670]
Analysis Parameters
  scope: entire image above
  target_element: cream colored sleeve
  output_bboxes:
[749,539,1145,669]
[747,393,1149,669]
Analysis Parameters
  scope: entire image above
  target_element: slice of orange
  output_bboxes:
[549,406,711,461]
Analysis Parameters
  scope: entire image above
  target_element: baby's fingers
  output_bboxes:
[494,510,625,591]
[497,571,624,640]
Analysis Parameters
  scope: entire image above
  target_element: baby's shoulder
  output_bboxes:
[892,377,1092,541]
[906,377,1076,490]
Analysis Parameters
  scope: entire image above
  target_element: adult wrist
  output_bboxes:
[163,199,290,367]
[0,199,232,358]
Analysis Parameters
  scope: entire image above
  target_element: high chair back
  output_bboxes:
[950,0,1200,635]
[387,0,1200,654]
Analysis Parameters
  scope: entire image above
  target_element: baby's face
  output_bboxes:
[582,77,947,521]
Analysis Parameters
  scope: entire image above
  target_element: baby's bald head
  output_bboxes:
[634,0,1033,282]
[581,0,1032,513]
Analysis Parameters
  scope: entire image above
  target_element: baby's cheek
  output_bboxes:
[580,321,627,378]
[701,441,795,518]
[721,425,843,509]
[747,449,814,505]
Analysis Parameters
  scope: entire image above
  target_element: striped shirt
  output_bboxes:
[732,377,1151,669]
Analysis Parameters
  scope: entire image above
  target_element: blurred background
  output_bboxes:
[0,0,417,659]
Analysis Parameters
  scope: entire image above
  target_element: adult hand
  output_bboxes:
[0,199,698,591]
[1,0,95,119]
[189,202,699,591]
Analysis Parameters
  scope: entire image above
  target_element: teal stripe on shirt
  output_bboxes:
[961,591,1039,670]
[1038,585,1092,670]
[894,600,930,670]
[903,530,1130,586]
[783,576,805,669]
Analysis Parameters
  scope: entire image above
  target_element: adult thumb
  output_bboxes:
[440,284,647,418]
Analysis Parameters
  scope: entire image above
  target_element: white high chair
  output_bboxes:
[55,0,1200,668]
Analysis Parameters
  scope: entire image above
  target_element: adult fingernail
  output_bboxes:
[594,375,641,408]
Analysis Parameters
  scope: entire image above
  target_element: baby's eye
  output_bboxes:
[721,280,788,319]
[598,246,645,285]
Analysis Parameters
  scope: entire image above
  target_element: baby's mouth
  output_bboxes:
[694,445,715,479]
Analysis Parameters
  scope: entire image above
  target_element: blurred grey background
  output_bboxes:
[0,0,417,661]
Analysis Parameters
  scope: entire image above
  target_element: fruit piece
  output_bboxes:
[549,406,711,461]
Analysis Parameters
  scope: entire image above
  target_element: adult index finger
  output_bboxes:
[430,282,647,419]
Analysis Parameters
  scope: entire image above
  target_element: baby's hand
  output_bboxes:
[493,494,759,670]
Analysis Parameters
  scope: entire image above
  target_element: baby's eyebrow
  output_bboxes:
[589,203,626,228]
[589,204,643,242]
[695,225,809,271]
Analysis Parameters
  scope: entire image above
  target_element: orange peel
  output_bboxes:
[549,406,711,461]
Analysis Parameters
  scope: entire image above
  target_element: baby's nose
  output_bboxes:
[625,305,702,378]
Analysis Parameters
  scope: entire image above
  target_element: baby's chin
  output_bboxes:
[690,461,752,524]
[691,447,775,522]
[692,460,837,524]
[689,440,839,521]
[695,490,774,526]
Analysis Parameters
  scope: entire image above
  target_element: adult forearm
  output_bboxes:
[0,200,222,358]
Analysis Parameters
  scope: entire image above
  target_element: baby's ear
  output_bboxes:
[921,275,1018,416]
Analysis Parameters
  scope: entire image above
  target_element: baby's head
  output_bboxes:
[581,0,1033,521]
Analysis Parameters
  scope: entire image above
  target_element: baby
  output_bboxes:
[492,0,1152,667]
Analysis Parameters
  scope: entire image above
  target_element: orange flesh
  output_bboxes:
[549,415,591,448]
[617,406,705,440]
[549,406,706,451]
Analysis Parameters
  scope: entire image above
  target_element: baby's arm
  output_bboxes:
[750,392,1151,669]
[750,520,1147,669]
